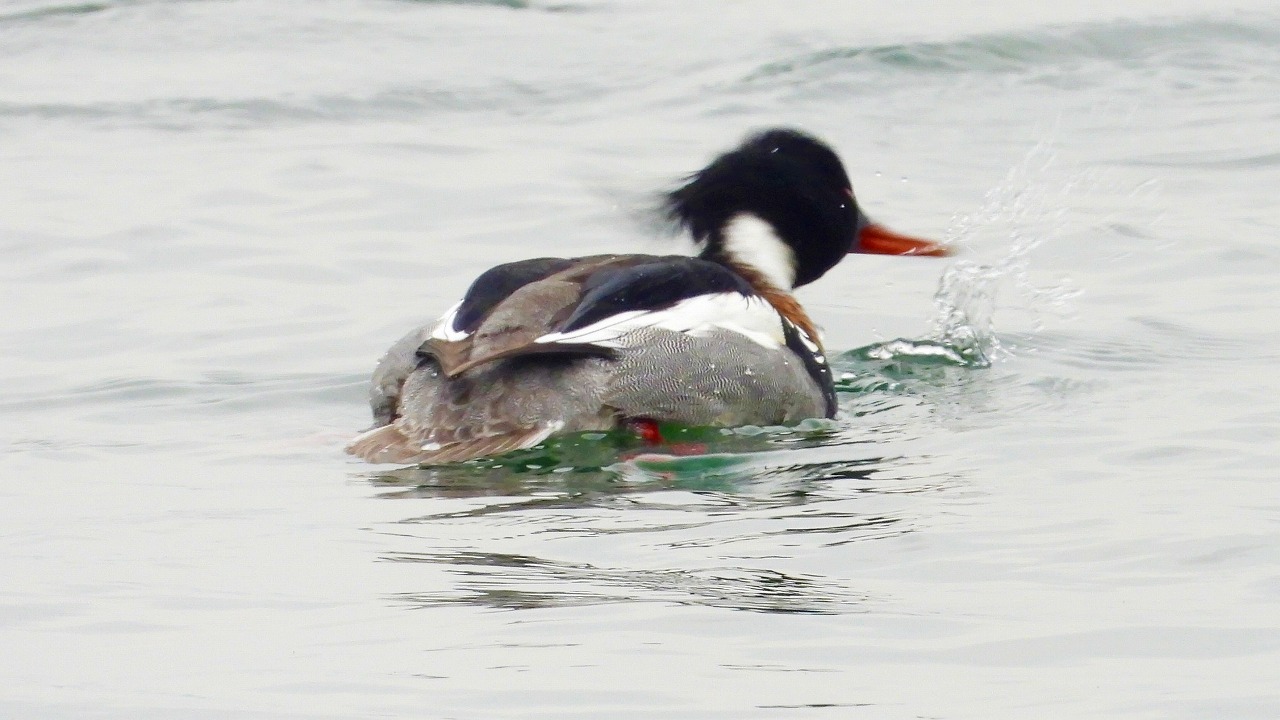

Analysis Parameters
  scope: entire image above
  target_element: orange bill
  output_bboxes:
[853,221,951,257]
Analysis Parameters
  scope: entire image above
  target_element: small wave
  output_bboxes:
[1120,151,1280,170]
[830,340,983,415]
[398,0,529,7]
[742,16,1280,86]
[0,0,581,25]
[0,83,569,129]
[386,550,871,614]
[0,2,110,24]
[848,339,981,368]
[395,0,590,9]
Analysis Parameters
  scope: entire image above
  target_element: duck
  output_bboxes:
[347,128,949,465]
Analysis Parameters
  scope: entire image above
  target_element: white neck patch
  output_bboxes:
[720,213,796,290]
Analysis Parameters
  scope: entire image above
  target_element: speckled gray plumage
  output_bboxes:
[605,328,826,426]
[348,325,826,465]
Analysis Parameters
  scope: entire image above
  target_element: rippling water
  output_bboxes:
[4,1,1279,717]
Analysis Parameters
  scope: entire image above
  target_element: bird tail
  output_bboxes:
[345,423,559,465]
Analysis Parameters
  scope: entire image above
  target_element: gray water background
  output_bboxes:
[2,0,1279,717]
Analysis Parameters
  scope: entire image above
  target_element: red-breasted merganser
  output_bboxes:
[348,128,948,464]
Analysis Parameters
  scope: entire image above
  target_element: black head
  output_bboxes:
[665,128,858,288]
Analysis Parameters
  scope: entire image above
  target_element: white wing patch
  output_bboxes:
[534,292,785,349]
[429,301,469,342]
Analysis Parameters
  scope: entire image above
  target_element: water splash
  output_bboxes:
[929,261,1003,367]
[932,142,1069,363]
[847,140,1098,375]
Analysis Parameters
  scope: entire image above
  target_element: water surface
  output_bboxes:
[3,1,1279,717]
